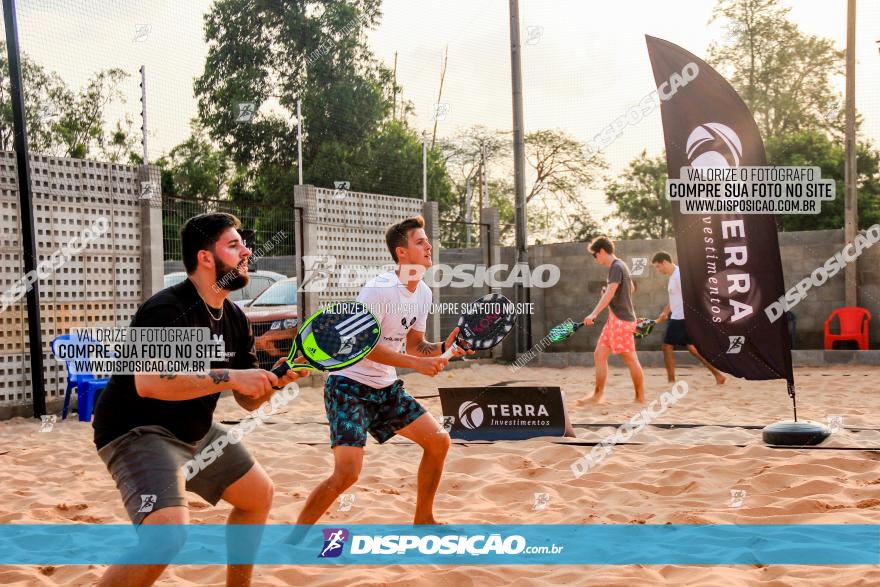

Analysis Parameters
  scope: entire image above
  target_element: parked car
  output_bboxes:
[242,278,298,370]
[163,270,286,307]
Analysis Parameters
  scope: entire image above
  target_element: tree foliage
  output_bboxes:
[605,151,673,239]
[0,42,135,161]
[707,0,845,141]
[766,130,880,231]
[440,125,605,244]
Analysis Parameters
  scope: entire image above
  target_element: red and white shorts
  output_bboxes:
[597,311,637,354]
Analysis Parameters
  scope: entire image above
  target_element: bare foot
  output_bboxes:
[577,394,605,406]
[715,375,727,385]
[634,394,647,404]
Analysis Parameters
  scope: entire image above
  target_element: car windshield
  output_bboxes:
[250,280,296,306]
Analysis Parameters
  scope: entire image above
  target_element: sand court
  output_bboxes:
[0,364,878,585]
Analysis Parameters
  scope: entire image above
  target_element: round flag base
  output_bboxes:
[762,420,830,446]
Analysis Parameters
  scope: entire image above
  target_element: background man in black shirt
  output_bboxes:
[92,213,305,587]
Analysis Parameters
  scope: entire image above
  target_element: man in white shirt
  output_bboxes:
[295,216,470,527]
[652,251,726,385]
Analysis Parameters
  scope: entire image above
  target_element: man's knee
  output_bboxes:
[329,464,360,492]
[138,508,189,559]
[622,352,641,365]
[423,429,450,457]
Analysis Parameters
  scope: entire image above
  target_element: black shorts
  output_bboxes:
[97,423,255,525]
[663,319,691,347]
[325,375,427,448]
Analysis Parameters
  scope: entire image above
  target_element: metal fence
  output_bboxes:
[439,220,487,249]
[161,194,297,277]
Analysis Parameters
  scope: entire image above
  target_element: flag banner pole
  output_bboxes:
[645,35,798,421]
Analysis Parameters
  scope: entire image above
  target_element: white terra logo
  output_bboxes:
[685,122,743,168]
[458,401,484,429]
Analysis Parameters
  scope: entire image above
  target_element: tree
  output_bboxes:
[524,129,606,242]
[605,151,673,239]
[156,123,231,200]
[0,42,69,153]
[707,0,845,141]
[195,0,404,199]
[52,68,132,159]
[766,130,880,231]
[439,126,605,244]
[0,44,136,162]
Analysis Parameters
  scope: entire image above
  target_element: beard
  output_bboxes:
[214,255,250,291]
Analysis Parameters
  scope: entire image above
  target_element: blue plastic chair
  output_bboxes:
[51,333,110,422]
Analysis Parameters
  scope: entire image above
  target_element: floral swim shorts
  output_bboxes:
[597,311,637,354]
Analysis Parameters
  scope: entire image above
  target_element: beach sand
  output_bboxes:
[1,363,878,585]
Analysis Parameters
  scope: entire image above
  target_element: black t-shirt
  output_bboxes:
[92,279,258,449]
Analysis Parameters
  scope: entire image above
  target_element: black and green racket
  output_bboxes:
[634,318,656,339]
[547,319,584,344]
[547,316,655,344]
[270,301,380,378]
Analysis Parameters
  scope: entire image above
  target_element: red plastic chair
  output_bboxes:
[823,307,871,350]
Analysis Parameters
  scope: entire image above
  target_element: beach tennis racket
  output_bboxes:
[634,318,656,339]
[547,319,584,344]
[270,301,380,378]
[441,293,517,359]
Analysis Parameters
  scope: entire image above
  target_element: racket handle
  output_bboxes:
[271,362,290,378]
[440,343,458,360]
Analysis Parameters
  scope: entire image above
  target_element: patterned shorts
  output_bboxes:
[325,375,427,448]
[597,311,637,354]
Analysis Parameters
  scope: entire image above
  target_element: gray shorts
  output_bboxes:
[97,423,255,525]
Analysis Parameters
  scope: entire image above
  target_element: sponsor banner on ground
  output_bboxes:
[438,386,566,440]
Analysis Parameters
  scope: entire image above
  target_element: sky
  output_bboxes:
[12,0,880,229]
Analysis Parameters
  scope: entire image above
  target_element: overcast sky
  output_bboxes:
[14,0,880,226]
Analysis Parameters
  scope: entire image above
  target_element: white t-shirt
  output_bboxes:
[336,270,433,388]
[668,265,684,320]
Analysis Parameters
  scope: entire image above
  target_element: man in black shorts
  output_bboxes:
[652,251,726,385]
[92,213,305,587]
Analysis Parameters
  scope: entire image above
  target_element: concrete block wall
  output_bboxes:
[0,152,152,412]
[441,228,879,354]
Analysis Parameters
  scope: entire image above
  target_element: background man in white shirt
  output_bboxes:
[652,251,726,385]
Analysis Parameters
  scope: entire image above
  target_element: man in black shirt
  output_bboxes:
[92,213,305,587]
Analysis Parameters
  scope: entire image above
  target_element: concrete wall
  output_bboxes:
[441,228,879,353]
[0,152,155,414]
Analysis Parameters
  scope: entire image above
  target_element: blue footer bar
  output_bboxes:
[0,524,877,565]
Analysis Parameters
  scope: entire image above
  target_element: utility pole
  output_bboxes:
[296,99,303,185]
[392,51,398,121]
[465,180,473,247]
[139,65,148,164]
[431,45,448,150]
[509,0,529,354]
[422,130,428,201]
[3,0,46,417]
[480,144,488,213]
[844,0,858,306]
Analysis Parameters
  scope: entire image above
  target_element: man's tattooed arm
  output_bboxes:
[415,340,441,356]
[209,369,230,385]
